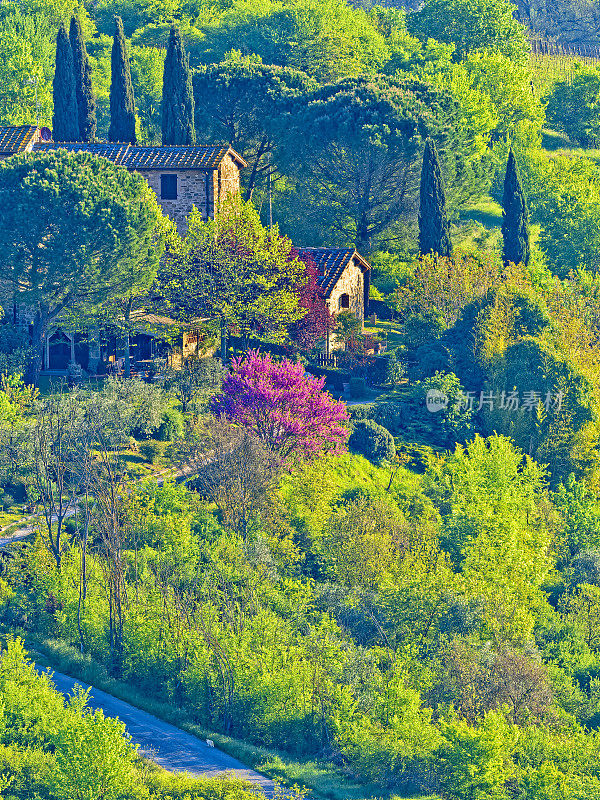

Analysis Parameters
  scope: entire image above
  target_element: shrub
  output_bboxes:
[127,437,139,453]
[372,400,407,435]
[349,419,396,464]
[139,441,165,465]
[157,408,184,442]
[348,404,374,422]
[383,350,405,387]
[349,377,366,398]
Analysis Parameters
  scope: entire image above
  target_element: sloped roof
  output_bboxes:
[122,145,246,170]
[33,141,131,163]
[0,125,39,156]
[297,247,370,298]
[32,140,247,170]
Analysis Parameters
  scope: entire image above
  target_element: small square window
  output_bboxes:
[339,293,350,310]
[161,174,177,200]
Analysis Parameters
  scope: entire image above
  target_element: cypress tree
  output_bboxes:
[502,149,530,267]
[162,26,196,145]
[70,15,96,142]
[108,16,136,143]
[418,138,452,258]
[52,22,79,141]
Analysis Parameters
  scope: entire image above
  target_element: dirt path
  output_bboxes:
[40,666,276,796]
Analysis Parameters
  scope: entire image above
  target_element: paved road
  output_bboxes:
[39,666,275,796]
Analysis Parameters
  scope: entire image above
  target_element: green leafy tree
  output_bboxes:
[0,11,54,125]
[70,15,96,141]
[426,434,552,641]
[162,25,195,146]
[407,0,530,62]
[108,15,136,143]
[193,59,316,199]
[419,138,452,257]
[437,711,516,800]
[131,44,164,144]
[198,0,390,83]
[547,63,600,148]
[52,21,79,141]
[159,199,305,348]
[502,149,530,267]
[279,75,482,253]
[0,151,164,383]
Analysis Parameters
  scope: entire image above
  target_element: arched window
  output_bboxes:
[339,293,350,310]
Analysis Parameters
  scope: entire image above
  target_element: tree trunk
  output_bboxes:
[28,308,49,385]
[220,319,228,364]
[124,296,133,379]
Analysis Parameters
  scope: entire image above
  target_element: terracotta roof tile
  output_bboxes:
[122,145,232,170]
[0,125,39,155]
[297,248,370,298]
[33,141,246,170]
[33,141,131,164]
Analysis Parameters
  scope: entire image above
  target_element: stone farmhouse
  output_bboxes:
[0,125,371,374]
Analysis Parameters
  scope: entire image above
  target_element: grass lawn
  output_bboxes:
[541,128,600,162]
[364,319,403,349]
[0,509,28,530]
[458,195,502,228]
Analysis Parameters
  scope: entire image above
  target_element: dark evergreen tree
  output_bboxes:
[418,138,452,258]
[108,16,136,143]
[52,22,79,141]
[70,15,97,142]
[162,26,195,145]
[502,149,530,267]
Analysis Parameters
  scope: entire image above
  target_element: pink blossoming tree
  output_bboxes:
[288,249,335,352]
[211,350,349,463]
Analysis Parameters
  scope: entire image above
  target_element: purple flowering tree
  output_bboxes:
[211,350,349,463]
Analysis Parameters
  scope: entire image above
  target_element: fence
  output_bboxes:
[530,38,600,59]
[312,353,343,368]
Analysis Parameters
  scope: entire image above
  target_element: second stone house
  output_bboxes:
[297,247,371,323]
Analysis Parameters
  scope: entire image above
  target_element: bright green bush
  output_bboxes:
[138,440,164,464]
[157,407,184,441]
[349,419,396,464]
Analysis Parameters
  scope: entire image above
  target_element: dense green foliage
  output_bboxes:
[0,150,165,381]
[162,25,195,145]
[419,138,452,257]
[9,0,600,796]
[0,638,278,799]
[52,21,78,140]
[109,15,136,143]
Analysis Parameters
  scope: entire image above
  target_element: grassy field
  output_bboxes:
[458,196,502,228]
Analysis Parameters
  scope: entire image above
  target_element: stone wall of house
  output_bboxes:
[218,153,241,209]
[328,258,365,322]
[136,168,214,233]
[135,155,241,233]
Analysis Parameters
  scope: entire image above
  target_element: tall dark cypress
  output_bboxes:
[70,15,96,142]
[502,149,530,267]
[52,22,79,141]
[418,138,452,258]
[162,26,195,145]
[108,16,136,143]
